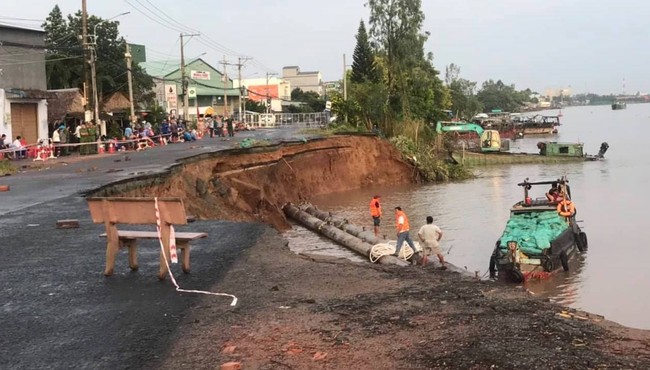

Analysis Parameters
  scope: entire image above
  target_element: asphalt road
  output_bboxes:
[0,128,301,369]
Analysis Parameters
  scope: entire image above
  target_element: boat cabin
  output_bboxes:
[537,142,584,157]
[512,178,572,212]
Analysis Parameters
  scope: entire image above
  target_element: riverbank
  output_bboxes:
[91,135,416,230]
[152,228,650,369]
[88,134,650,368]
[2,132,649,369]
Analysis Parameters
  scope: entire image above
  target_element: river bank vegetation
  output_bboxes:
[328,0,534,181]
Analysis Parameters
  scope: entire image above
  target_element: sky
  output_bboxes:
[0,0,647,95]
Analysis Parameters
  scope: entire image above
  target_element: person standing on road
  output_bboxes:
[394,206,417,258]
[59,125,68,156]
[206,116,215,138]
[79,122,90,155]
[417,216,445,269]
[226,116,234,137]
[52,125,61,156]
[369,195,382,237]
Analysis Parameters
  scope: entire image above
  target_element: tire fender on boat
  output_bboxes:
[576,232,588,252]
[542,257,554,272]
[560,251,570,271]
[509,268,524,284]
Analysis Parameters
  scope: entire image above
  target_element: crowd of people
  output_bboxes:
[1,114,252,160]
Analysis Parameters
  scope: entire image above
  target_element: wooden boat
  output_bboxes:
[520,115,559,135]
[489,177,588,283]
[612,102,626,110]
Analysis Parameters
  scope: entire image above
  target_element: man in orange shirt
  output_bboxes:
[369,195,382,237]
[394,206,417,258]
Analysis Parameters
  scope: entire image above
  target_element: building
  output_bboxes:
[141,58,240,119]
[0,24,49,145]
[282,66,323,96]
[234,76,291,113]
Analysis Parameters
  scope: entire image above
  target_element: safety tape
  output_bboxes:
[154,197,238,306]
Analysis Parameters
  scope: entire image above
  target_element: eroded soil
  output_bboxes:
[99,136,415,230]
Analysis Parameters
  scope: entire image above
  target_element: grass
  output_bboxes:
[0,159,17,176]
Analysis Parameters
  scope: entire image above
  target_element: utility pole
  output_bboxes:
[179,32,199,122]
[221,55,229,117]
[263,72,278,114]
[90,48,100,130]
[81,0,91,122]
[343,53,348,124]
[237,56,251,122]
[343,53,347,101]
[266,72,270,114]
[180,33,187,122]
[125,43,135,124]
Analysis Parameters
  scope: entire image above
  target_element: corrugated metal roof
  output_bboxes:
[140,59,180,78]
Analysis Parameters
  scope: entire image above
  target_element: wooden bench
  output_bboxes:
[87,197,207,280]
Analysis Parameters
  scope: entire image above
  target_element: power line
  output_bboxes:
[0,55,82,66]
[123,0,276,70]
[123,0,186,33]
[0,16,45,22]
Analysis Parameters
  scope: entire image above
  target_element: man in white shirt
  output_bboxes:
[11,136,25,159]
[417,216,445,268]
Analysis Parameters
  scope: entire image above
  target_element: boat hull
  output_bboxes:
[490,221,586,283]
[522,127,557,135]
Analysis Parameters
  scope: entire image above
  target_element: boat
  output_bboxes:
[612,102,626,110]
[489,177,588,283]
[537,141,609,161]
[517,115,560,135]
[471,111,523,140]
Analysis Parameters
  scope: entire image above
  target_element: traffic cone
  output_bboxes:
[109,141,116,154]
[159,136,166,146]
[98,142,105,154]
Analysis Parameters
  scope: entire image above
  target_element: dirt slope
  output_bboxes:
[98,136,415,229]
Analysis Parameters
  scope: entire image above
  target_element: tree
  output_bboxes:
[476,79,529,112]
[43,5,81,89]
[366,0,449,135]
[444,64,483,118]
[42,6,154,109]
[444,63,461,86]
[350,20,376,83]
[291,88,325,112]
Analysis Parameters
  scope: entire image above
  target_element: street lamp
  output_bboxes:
[90,11,130,134]
[92,12,130,44]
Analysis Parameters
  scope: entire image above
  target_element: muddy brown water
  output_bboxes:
[287,103,650,330]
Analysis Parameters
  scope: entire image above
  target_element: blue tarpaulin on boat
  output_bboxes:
[498,211,568,255]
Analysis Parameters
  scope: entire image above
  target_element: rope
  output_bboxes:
[369,242,415,263]
[154,197,238,306]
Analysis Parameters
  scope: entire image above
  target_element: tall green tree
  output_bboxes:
[444,64,483,118]
[43,5,81,89]
[350,20,376,83]
[42,6,154,108]
[366,0,449,135]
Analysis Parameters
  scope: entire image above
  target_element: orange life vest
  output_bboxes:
[370,198,382,217]
[395,210,410,233]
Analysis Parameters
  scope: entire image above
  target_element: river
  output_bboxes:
[286,103,650,330]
